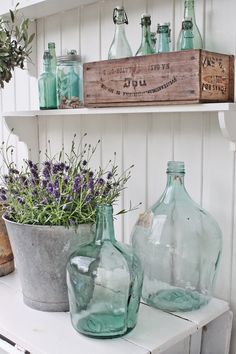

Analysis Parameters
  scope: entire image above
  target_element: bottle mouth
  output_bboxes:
[166,161,185,174]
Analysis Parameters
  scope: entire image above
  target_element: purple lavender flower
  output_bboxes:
[46,182,54,194]
[97,177,105,186]
[52,189,60,199]
[82,160,87,166]
[27,160,33,168]
[17,197,25,205]
[72,175,82,193]
[66,195,72,203]
[0,194,7,201]
[107,171,113,180]
[42,179,48,188]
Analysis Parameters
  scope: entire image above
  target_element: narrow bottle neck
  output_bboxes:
[43,61,52,73]
[114,23,127,39]
[141,25,152,45]
[158,33,170,51]
[166,173,185,187]
[95,205,115,244]
[184,0,196,22]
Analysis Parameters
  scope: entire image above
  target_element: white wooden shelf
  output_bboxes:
[3,103,236,156]
[3,103,236,117]
[0,0,97,19]
[0,272,232,354]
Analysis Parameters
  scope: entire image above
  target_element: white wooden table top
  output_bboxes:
[0,272,229,354]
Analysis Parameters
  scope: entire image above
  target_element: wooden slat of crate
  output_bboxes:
[84,50,234,107]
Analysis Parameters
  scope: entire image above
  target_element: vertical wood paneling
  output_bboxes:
[2,1,236,352]
[202,114,234,300]
[80,3,100,62]
[174,113,203,205]
[123,115,148,243]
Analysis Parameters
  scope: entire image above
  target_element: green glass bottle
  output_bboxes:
[177,0,203,50]
[136,14,156,56]
[157,23,171,53]
[38,50,57,110]
[48,42,57,73]
[179,18,194,50]
[108,6,132,59]
[131,161,222,312]
[67,204,143,338]
[150,32,157,52]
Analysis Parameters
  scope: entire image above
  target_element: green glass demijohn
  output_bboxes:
[108,6,132,59]
[177,0,203,50]
[67,204,143,338]
[38,50,57,110]
[131,161,222,312]
[136,14,156,56]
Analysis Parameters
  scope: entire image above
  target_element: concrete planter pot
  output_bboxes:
[0,213,14,276]
[3,216,94,312]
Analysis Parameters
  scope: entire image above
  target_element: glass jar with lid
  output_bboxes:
[56,50,83,109]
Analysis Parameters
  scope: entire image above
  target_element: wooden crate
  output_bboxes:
[83,50,234,107]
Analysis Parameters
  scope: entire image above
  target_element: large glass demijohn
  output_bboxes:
[131,161,222,312]
[67,204,143,337]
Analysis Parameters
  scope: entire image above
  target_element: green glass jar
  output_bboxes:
[67,205,143,338]
[131,161,222,312]
[48,42,57,74]
[56,50,83,109]
[136,14,156,56]
[177,0,203,50]
[38,50,57,110]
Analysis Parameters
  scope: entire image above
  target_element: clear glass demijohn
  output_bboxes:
[131,161,222,312]
[67,205,143,337]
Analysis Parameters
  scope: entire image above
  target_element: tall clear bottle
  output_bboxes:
[177,0,203,50]
[67,205,143,337]
[157,23,171,53]
[48,42,57,73]
[136,14,155,56]
[108,6,132,59]
[131,161,222,312]
[38,50,57,110]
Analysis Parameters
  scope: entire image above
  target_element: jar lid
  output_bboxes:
[57,49,81,63]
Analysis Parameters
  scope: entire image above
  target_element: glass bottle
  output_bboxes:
[108,6,132,59]
[157,23,171,53]
[179,18,194,50]
[38,50,57,110]
[150,32,157,52]
[56,50,83,109]
[136,14,155,56]
[67,204,143,338]
[177,0,203,50]
[48,42,57,73]
[131,161,222,312]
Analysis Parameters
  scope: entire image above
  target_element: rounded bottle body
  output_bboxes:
[131,161,222,312]
[67,205,143,337]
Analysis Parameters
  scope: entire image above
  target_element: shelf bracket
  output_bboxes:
[4,116,40,162]
[218,111,236,151]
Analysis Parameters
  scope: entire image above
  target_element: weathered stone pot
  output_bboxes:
[3,216,94,312]
[0,213,14,276]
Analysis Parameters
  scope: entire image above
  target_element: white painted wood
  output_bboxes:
[171,298,230,328]
[124,304,196,353]
[3,103,236,117]
[0,0,98,19]
[189,330,202,354]
[201,311,233,354]
[160,337,190,354]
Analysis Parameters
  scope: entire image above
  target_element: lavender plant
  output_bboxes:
[0,134,137,227]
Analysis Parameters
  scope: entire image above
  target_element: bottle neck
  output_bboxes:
[43,60,52,73]
[184,0,196,23]
[95,205,115,244]
[141,24,152,45]
[114,23,127,39]
[158,32,170,52]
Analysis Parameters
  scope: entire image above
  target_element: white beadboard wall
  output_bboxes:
[1,0,236,352]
